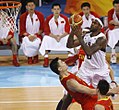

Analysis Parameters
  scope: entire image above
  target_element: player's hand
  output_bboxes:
[55,35,61,42]
[2,38,8,44]
[56,37,61,42]
[73,25,82,38]
[110,81,118,89]
[28,35,37,42]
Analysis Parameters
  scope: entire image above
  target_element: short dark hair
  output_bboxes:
[26,0,36,5]
[113,0,119,5]
[81,2,91,9]
[52,3,61,9]
[50,57,60,75]
[97,79,110,95]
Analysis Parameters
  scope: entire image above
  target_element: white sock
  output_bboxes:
[111,48,116,54]
[68,53,74,57]
[44,54,48,58]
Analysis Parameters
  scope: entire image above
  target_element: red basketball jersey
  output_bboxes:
[94,97,113,110]
[61,72,97,110]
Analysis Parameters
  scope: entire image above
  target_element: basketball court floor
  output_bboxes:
[0,63,119,110]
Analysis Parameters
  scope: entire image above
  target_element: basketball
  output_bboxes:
[69,14,83,26]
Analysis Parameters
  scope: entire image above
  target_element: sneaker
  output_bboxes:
[28,57,33,64]
[13,60,20,67]
[43,58,49,67]
[110,53,117,64]
[33,55,39,64]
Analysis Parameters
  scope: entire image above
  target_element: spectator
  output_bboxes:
[79,2,100,30]
[19,0,44,64]
[107,0,119,64]
[0,11,20,67]
[39,3,74,67]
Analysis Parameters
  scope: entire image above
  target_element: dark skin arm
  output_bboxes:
[67,30,81,48]
[73,26,107,56]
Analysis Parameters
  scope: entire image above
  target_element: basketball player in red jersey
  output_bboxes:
[50,57,98,110]
[50,58,118,110]
[94,79,114,110]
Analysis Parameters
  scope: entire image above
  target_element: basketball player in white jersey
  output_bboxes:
[67,18,110,88]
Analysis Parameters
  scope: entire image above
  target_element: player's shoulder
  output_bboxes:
[94,104,105,110]
[20,12,28,18]
[46,14,53,20]
[90,11,100,18]
[108,8,114,14]
[99,32,105,37]
[34,10,44,16]
[46,14,53,21]
[60,14,68,20]
[97,33,106,41]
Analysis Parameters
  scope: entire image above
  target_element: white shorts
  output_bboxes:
[77,65,110,88]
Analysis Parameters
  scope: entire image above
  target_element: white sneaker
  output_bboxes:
[110,53,117,64]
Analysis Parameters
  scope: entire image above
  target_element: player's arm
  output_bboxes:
[66,79,96,95]
[107,86,119,95]
[108,9,119,27]
[106,61,115,81]
[94,104,105,110]
[60,32,68,38]
[67,30,81,48]
[80,36,106,56]
[72,26,107,55]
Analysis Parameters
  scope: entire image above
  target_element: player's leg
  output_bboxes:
[77,66,92,86]
[56,94,72,110]
[10,37,20,66]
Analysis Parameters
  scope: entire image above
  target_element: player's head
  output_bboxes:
[113,0,119,12]
[50,57,68,75]
[90,18,103,32]
[51,3,61,17]
[97,79,110,95]
[26,0,36,13]
[81,2,91,15]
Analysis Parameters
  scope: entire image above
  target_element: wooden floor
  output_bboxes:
[0,87,119,110]
[0,53,119,110]
[0,53,119,66]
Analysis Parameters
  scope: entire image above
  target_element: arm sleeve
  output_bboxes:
[90,11,100,18]
[64,16,70,33]
[19,13,29,36]
[37,12,45,31]
[60,14,70,33]
[44,16,52,35]
[108,9,114,30]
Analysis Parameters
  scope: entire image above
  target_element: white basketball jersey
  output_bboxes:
[82,32,107,69]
